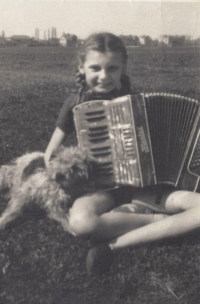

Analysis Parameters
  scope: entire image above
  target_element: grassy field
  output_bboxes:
[0,45,200,304]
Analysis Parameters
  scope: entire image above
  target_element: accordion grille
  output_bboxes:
[144,93,200,185]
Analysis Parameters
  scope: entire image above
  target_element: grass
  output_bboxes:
[0,45,200,304]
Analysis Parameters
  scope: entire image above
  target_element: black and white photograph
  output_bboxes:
[0,0,200,303]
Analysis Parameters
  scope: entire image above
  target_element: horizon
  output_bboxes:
[0,1,200,39]
[2,32,198,41]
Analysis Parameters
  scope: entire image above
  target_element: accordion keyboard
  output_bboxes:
[74,103,115,187]
[73,97,145,188]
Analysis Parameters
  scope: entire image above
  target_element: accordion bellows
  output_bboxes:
[73,94,200,192]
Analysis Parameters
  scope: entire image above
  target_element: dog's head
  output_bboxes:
[48,146,93,196]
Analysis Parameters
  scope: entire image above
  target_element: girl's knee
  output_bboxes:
[70,191,114,216]
[68,210,100,237]
[165,190,200,212]
[68,191,115,237]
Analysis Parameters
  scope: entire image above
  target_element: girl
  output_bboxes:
[45,32,200,274]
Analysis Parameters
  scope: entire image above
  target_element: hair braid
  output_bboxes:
[76,70,86,93]
[120,74,131,95]
[75,70,87,104]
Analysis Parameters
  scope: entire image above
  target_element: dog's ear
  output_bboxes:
[22,157,45,180]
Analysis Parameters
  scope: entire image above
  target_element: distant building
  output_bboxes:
[0,36,6,47]
[59,33,78,47]
[159,35,169,45]
[10,35,31,46]
[139,36,145,45]
[159,35,186,47]
[119,35,139,46]
[48,38,59,46]
[35,28,40,41]
[139,35,152,46]
[168,35,185,47]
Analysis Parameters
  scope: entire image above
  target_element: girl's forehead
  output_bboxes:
[84,50,124,65]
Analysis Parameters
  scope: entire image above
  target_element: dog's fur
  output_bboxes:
[0,146,91,234]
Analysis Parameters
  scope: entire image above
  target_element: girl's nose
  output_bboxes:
[99,69,108,80]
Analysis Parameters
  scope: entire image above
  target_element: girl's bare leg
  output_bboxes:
[86,190,200,273]
[68,191,168,240]
[109,191,200,250]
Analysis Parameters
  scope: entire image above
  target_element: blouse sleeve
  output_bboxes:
[56,94,79,134]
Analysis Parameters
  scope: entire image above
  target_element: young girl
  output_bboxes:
[45,32,200,274]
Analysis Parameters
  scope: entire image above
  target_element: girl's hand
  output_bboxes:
[44,127,66,168]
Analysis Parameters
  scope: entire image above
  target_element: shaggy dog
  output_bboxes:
[0,146,92,234]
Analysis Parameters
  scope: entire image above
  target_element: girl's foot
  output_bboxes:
[86,243,114,274]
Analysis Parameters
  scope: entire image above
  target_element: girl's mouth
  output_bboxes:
[97,82,112,88]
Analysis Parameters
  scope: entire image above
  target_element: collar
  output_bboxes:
[85,87,129,101]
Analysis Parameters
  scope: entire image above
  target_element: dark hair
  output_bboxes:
[76,32,131,95]
[78,32,128,64]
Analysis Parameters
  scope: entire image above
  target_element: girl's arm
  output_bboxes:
[44,127,66,167]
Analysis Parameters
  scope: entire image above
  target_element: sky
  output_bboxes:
[0,0,200,39]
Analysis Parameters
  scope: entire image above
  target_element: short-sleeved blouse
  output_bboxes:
[56,93,80,134]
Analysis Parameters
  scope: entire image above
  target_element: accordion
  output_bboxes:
[73,94,200,192]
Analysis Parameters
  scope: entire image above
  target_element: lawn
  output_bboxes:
[0,45,200,304]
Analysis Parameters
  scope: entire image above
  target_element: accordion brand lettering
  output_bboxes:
[137,126,150,153]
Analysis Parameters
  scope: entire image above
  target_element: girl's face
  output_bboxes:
[79,50,125,94]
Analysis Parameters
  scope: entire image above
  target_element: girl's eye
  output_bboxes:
[91,68,99,72]
[89,66,100,72]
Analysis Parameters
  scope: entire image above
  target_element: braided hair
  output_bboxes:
[76,70,86,95]
[76,32,131,98]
